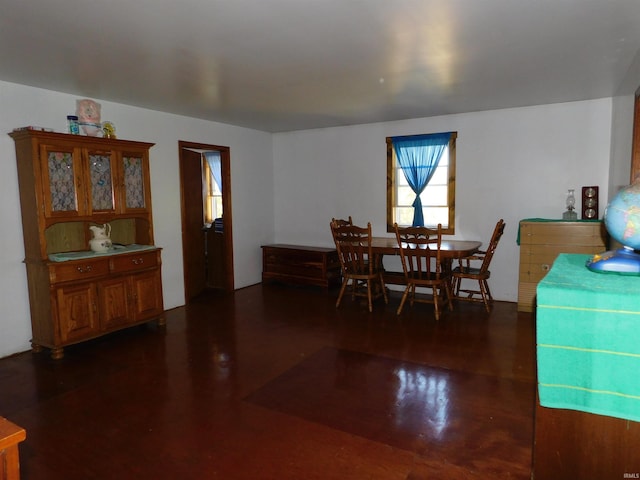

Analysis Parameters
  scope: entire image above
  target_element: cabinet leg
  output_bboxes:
[31,342,43,353]
[157,315,166,327]
[50,347,64,360]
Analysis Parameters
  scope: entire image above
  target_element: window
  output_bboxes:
[386,132,457,234]
[203,152,223,225]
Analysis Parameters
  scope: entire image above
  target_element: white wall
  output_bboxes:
[273,99,613,302]
[0,81,275,358]
[0,79,624,358]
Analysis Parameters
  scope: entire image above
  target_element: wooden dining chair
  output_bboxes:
[394,223,453,320]
[331,216,353,228]
[452,219,505,312]
[330,221,388,313]
[330,217,358,299]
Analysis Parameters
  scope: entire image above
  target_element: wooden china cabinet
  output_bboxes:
[10,129,165,359]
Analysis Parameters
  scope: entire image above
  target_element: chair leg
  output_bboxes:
[367,281,373,313]
[432,286,440,320]
[479,280,491,313]
[483,280,493,302]
[378,272,389,304]
[336,277,349,308]
[453,276,461,298]
[409,284,416,307]
[444,282,454,311]
[350,279,358,301]
[397,284,411,315]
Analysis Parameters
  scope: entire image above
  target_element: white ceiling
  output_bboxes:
[1,0,640,132]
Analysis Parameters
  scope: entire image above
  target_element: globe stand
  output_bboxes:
[586,246,640,275]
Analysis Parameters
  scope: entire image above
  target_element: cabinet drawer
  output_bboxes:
[519,245,605,283]
[517,282,538,313]
[519,263,552,284]
[264,250,323,266]
[266,262,325,279]
[520,244,604,257]
[49,258,110,283]
[519,222,606,246]
[264,250,326,265]
[110,250,158,273]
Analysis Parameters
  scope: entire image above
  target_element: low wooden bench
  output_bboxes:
[261,244,341,289]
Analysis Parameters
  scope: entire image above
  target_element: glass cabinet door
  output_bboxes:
[88,151,115,212]
[41,145,84,218]
[122,154,148,211]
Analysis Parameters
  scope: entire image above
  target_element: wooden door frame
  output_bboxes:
[178,141,234,295]
[631,92,640,184]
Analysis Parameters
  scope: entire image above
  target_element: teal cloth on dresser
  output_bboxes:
[536,253,640,422]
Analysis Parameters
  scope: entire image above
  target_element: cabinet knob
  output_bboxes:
[76,265,93,273]
[132,257,144,265]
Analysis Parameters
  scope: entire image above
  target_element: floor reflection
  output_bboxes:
[394,367,450,440]
[246,346,529,455]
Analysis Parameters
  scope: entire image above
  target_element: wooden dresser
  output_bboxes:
[262,244,341,289]
[517,220,606,312]
[10,129,165,359]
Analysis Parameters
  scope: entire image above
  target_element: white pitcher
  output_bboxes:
[89,223,112,253]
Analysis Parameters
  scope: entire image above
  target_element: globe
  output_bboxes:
[604,182,640,250]
[587,182,640,273]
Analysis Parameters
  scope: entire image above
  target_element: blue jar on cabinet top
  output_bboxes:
[66,115,79,134]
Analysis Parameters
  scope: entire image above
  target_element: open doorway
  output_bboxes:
[179,141,234,302]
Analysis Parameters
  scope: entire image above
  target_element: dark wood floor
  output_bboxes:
[0,284,536,479]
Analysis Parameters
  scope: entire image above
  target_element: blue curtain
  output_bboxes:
[391,133,451,226]
[204,151,222,193]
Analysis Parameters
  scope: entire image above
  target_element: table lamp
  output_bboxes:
[562,189,577,220]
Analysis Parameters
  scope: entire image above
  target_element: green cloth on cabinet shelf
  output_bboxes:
[48,244,158,262]
[536,253,640,422]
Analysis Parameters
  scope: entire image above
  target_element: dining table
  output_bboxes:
[371,237,482,258]
[370,236,483,284]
